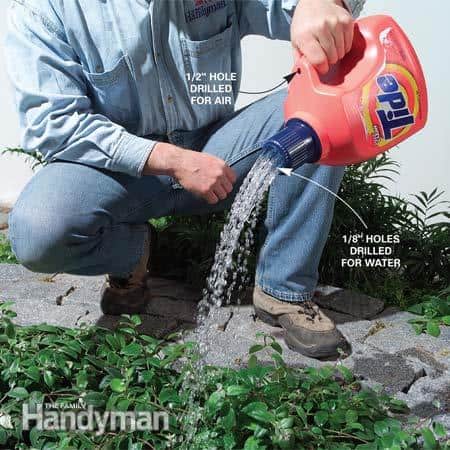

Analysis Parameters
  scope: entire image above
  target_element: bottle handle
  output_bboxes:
[293,49,322,86]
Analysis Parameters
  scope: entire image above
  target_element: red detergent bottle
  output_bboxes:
[263,15,428,168]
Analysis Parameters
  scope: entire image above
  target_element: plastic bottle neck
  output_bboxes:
[262,119,322,169]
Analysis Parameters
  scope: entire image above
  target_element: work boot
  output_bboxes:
[253,286,348,359]
[100,224,156,315]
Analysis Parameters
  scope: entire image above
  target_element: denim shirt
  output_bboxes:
[5,0,365,178]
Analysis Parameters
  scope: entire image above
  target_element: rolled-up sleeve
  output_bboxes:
[236,0,298,40]
[4,2,156,178]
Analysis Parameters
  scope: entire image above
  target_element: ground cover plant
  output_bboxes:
[0,301,448,449]
[407,295,450,337]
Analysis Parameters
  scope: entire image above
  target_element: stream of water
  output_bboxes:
[201,148,285,311]
[179,149,286,446]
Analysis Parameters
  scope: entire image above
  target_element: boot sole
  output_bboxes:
[255,306,346,359]
[284,332,345,359]
[254,307,282,327]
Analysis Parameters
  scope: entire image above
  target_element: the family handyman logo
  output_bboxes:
[0,400,170,435]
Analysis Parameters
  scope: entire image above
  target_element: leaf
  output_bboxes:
[248,354,258,369]
[43,370,55,388]
[0,428,7,446]
[355,444,377,450]
[374,420,389,436]
[226,385,251,396]
[121,343,142,356]
[408,304,424,315]
[141,370,154,383]
[314,410,329,427]
[29,427,44,448]
[130,315,142,326]
[433,422,446,437]
[243,436,264,450]
[110,378,127,393]
[5,321,15,339]
[295,406,307,426]
[411,323,425,335]
[222,408,236,430]
[426,321,441,337]
[84,392,107,407]
[25,367,41,382]
[159,387,180,405]
[8,387,29,399]
[223,433,236,450]
[338,365,354,383]
[249,344,264,354]
[75,370,88,389]
[441,315,450,326]
[271,352,285,367]
[270,342,283,354]
[345,409,358,424]
[279,417,294,429]
[421,428,438,450]
[242,402,274,423]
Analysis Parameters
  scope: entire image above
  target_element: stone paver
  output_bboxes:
[0,263,449,432]
[0,265,199,335]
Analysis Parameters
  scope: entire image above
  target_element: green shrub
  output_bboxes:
[0,234,17,264]
[321,156,449,307]
[0,302,448,449]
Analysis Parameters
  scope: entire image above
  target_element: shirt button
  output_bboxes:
[95,64,103,73]
[167,95,174,104]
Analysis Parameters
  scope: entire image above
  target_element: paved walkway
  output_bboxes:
[0,263,449,432]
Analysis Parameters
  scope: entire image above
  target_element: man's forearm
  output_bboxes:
[143,142,180,177]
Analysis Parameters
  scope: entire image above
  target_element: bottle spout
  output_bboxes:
[262,119,322,169]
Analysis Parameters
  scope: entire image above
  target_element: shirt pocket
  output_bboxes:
[181,23,235,123]
[83,54,141,134]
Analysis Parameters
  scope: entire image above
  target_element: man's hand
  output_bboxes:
[144,142,237,205]
[291,0,354,75]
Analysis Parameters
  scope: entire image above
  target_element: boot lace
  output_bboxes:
[296,301,320,322]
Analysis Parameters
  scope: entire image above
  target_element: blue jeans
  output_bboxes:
[8,90,344,302]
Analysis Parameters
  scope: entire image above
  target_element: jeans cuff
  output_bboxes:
[256,283,314,302]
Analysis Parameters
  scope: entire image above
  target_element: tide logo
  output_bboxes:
[376,74,414,140]
[362,64,420,147]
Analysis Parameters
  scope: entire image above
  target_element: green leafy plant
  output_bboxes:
[0,234,17,264]
[321,155,449,308]
[407,295,450,337]
[0,148,45,171]
[0,302,448,449]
